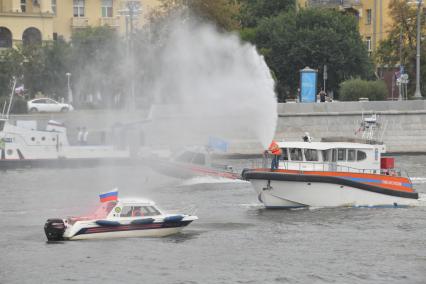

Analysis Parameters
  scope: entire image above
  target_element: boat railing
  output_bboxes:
[255,156,409,178]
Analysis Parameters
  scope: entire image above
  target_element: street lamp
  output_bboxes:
[119,1,142,110]
[411,0,423,99]
[66,72,73,103]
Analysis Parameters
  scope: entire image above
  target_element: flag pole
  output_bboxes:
[6,77,17,119]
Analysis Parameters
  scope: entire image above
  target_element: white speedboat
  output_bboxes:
[44,195,198,241]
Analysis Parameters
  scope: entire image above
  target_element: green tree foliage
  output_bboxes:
[253,8,373,101]
[0,96,27,114]
[0,26,122,109]
[239,0,295,28]
[339,79,387,101]
[0,48,24,98]
[375,0,426,97]
[158,0,241,31]
[70,26,123,107]
[0,42,70,102]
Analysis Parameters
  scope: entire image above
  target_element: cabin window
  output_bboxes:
[357,150,367,161]
[337,149,346,161]
[142,206,161,216]
[322,150,330,162]
[348,149,356,161]
[332,149,337,162]
[289,148,303,161]
[130,206,143,217]
[193,153,205,165]
[304,149,318,161]
[120,206,160,217]
[280,148,289,161]
[120,206,133,217]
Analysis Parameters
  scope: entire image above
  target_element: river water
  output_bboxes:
[1,155,425,284]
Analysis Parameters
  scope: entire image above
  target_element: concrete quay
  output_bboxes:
[7,100,426,154]
[276,101,426,154]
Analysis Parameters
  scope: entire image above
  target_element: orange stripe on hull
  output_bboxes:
[254,168,414,193]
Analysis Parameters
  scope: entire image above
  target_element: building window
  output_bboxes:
[51,0,56,15]
[73,0,85,17]
[22,27,42,46]
[366,9,372,25]
[0,27,13,48]
[21,0,26,12]
[366,36,372,53]
[101,0,113,17]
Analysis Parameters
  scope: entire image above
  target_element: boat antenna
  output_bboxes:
[6,77,17,119]
[1,101,6,118]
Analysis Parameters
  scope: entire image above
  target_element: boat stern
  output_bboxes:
[44,218,66,241]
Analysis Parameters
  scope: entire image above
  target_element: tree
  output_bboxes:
[39,39,71,100]
[239,0,295,28]
[339,79,387,101]
[375,0,426,97]
[158,0,241,31]
[0,48,24,98]
[70,26,124,107]
[253,8,373,101]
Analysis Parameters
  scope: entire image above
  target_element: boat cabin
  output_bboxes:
[276,141,386,173]
[174,148,211,166]
[99,199,163,219]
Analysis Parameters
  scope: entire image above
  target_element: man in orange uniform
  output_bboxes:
[268,140,282,170]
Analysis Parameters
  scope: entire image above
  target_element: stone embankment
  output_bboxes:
[8,100,426,154]
[276,100,426,154]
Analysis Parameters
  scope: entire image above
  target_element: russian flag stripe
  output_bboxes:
[99,191,118,202]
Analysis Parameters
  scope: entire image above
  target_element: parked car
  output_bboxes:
[27,98,74,113]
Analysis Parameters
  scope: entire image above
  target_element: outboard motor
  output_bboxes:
[44,219,66,241]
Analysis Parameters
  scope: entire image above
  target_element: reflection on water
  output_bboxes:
[162,231,202,244]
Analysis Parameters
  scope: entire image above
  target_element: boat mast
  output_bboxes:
[6,77,17,119]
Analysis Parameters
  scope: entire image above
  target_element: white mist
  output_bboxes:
[144,18,277,150]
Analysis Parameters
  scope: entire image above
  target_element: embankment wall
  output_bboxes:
[9,100,426,153]
[276,101,426,153]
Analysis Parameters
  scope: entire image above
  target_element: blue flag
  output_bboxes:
[208,136,228,152]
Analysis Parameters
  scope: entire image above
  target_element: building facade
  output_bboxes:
[301,0,394,54]
[0,0,160,48]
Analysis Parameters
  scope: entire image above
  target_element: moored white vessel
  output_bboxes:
[0,79,132,168]
[0,118,131,168]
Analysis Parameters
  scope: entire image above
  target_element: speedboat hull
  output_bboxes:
[244,170,420,208]
[68,220,194,240]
